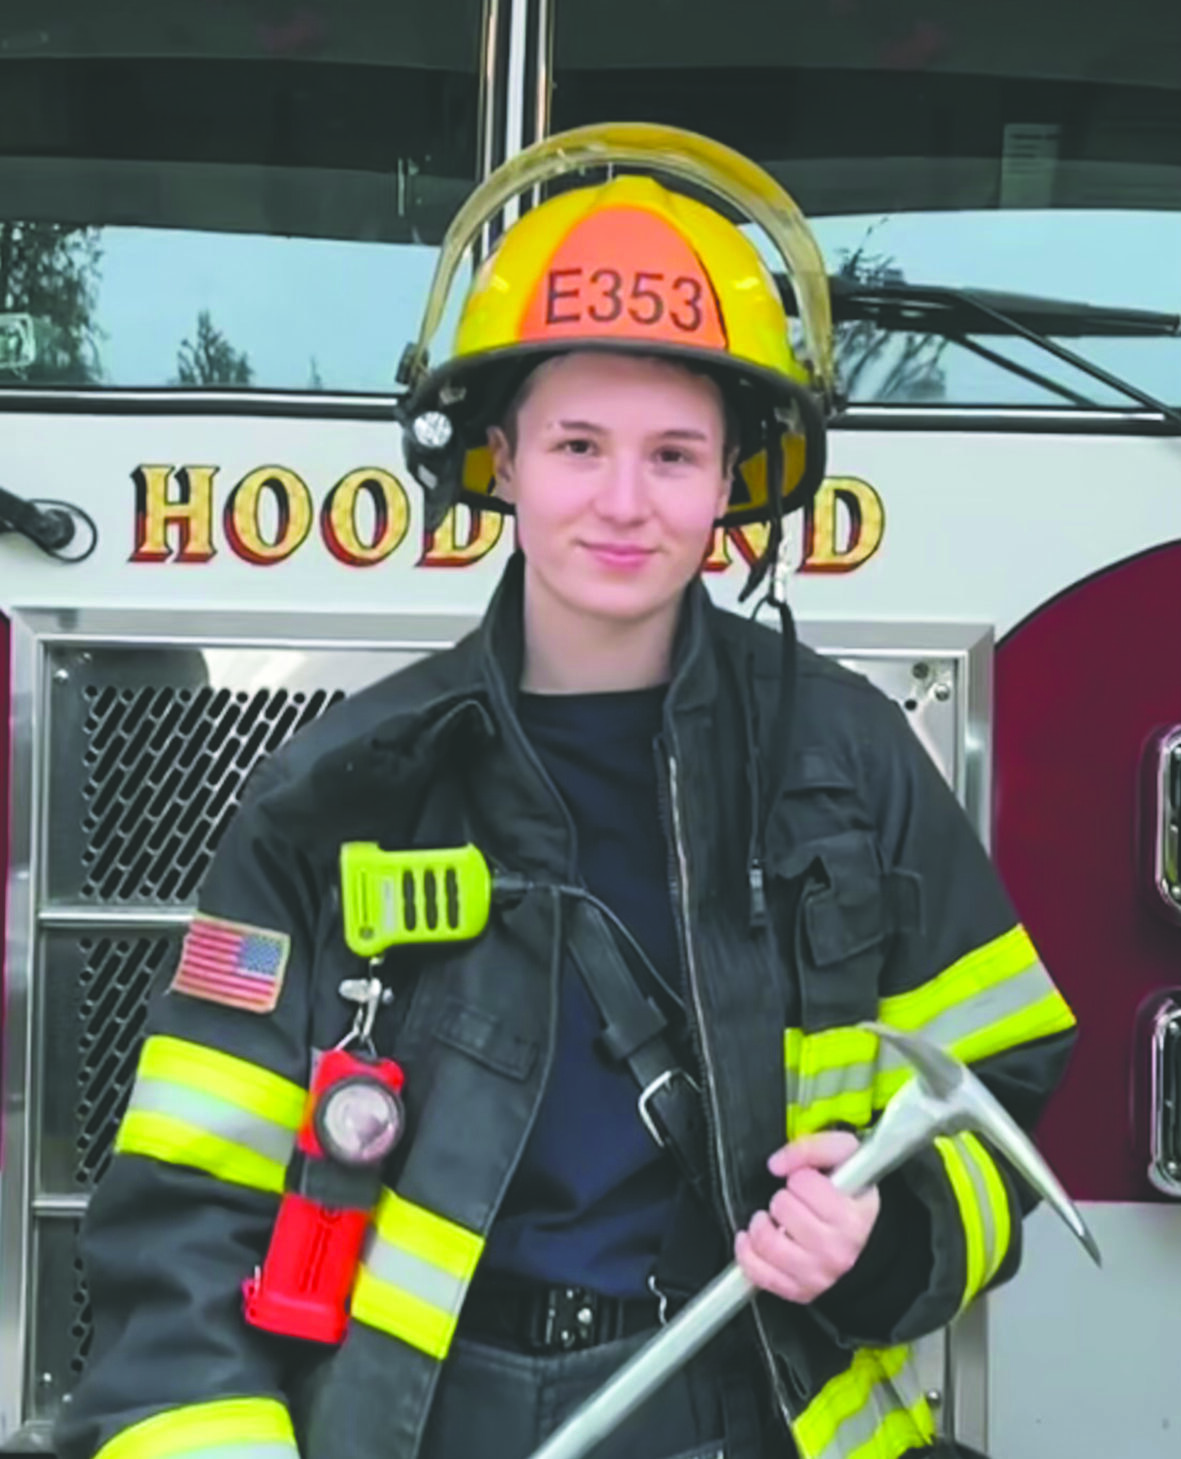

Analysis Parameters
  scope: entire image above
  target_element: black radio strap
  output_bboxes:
[567,902,711,1206]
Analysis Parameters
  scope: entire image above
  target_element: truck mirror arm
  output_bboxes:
[0,485,98,563]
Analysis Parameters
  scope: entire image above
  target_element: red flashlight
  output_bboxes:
[243,1047,405,1344]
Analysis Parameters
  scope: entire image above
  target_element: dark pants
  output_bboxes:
[418,1326,780,1459]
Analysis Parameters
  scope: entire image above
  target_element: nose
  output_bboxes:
[593,451,649,525]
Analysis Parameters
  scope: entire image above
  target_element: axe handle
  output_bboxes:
[525,1138,890,1459]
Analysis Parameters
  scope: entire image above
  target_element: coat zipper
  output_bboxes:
[657,745,726,1205]
[663,745,805,1435]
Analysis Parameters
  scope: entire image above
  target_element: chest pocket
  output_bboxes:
[768,826,922,1139]
[433,994,540,1081]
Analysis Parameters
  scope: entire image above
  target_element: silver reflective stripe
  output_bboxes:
[882,962,1057,1047]
[171,1446,297,1459]
[128,1077,297,1166]
[959,1140,1000,1280]
[788,1062,866,1108]
[813,1389,921,1459]
[788,963,1056,1109]
[364,1231,469,1319]
[806,1355,930,1459]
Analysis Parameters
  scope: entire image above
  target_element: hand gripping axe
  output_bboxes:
[526,1024,1100,1459]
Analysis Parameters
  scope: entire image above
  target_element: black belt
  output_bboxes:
[459,1275,674,1354]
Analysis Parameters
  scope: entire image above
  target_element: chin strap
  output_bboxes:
[735,413,798,931]
[736,405,786,611]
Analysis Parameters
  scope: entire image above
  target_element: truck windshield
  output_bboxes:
[550,0,1181,412]
[0,1,483,394]
[0,0,1178,410]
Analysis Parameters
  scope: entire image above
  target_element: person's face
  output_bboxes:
[488,351,733,633]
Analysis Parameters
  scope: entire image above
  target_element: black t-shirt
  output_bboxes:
[482,685,681,1298]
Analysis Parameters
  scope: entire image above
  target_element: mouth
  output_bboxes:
[580,542,657,568]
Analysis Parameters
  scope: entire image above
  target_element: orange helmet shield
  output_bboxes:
[517,207,728,353]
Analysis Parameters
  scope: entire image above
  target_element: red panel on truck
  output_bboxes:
[995,540,1181,1202]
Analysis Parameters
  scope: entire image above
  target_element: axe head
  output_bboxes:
[866,1023,1102,1267]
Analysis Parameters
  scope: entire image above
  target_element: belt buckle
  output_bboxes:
[637,1067,701,1147]
[538,1285,599,1352]
[646,1273,671,1327]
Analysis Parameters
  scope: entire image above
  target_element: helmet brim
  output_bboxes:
[402,339,828,528]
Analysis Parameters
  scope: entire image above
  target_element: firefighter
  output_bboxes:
[56,125,1076,1459]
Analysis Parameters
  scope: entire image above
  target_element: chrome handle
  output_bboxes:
[1147,995,1181,1197]
[1143,727,1181,924]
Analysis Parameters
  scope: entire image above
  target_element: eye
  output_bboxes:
[655,445,697,467]
[555,436,598,457]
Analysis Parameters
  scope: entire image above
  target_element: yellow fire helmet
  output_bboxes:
[398,122,837,537]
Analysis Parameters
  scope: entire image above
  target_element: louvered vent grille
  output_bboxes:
[78,686,344,902]
[75,937,175,1188]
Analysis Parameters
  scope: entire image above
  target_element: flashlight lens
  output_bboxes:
[316,1077,404,1166]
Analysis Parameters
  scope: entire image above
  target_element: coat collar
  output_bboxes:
[478,549,721,721]
[261,552,726,872]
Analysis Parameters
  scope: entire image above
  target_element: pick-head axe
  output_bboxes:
[526,1023,1100,1459]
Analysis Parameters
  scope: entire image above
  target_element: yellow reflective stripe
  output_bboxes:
[113,1035,306,1193]
[938,990,1076,1066]
[785,1027,878,1139]
[867,988,1075,1114]
[935,1136,986,1308]
[793,1345,908,1456]
[792,1346,935,1459]
[785,1026,877,1075]
[936,1131,1014,1309]
[879,925,1038,1028]
[965,1132,1012,1286]
[352,1267,459,1359]
[846,1400,937,1459]
[881,924,1035,1025]
[350,1189,485,1359]
[96,1397,296,1459]
[115,1111,287,1194]
[372,1189,485,1276]
[137,1036,306,1127]
[789,1089,875,1140]
[784,925,1075,1139]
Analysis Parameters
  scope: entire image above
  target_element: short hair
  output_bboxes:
[498,353,744,468]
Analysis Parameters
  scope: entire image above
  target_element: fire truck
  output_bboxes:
[2,2,1180,1455]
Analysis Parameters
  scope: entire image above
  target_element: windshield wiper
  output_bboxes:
[827,278,1181,341]
[780,274,1181,426]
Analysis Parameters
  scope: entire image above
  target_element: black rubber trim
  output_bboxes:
[834,408,1181,437]
[0,390,401,422]
[1,390,1178,438]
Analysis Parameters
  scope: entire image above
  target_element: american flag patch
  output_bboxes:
[169,914,290,1014]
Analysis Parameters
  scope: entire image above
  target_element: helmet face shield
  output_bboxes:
[399,122,834,529]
